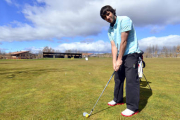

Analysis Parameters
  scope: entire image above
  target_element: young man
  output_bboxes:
[100,5,141,117]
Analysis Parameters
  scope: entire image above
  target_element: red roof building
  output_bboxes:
[9,51,36,59]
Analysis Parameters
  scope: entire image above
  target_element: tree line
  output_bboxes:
[0,45,180,59]
[42,45,180,58]
[143,45,180,58]
[42,46,81,53]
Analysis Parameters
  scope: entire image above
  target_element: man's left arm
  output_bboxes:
[115,31,129,71]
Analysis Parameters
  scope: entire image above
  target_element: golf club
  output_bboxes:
[83,44,118,118]
[83,71,115,118]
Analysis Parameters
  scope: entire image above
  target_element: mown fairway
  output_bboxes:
[0,58,180,120]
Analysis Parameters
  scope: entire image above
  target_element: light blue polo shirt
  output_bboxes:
[108,16,140,56]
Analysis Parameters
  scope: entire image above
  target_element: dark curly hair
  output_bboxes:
[100,5,116,20]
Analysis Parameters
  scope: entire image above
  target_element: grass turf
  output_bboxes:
[0,58,179,119]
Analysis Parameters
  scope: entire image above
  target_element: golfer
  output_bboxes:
[100,5,140,117]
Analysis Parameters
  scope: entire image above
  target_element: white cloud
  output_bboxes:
[55,40,111,53]
[27,35,180,53]
[1,0,180,42]
[27,40,111,53]
[55,35,180,52]
[139,35,180,50]
[149,25,165,34]
[24,46,44,53]
[5,0,12,4]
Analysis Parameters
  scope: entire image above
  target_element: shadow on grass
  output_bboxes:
[139,81,152,112]
[0,68,68,79]
[90,81,152,116]
[0,63,12,64]
[91,106,112,116]
[0,68,67,75]
[140,81,152,88]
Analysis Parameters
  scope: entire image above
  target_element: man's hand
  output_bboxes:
[113,59,122,71]
[113,61,116,71]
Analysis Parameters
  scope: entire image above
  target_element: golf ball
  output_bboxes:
[85,114,89,118]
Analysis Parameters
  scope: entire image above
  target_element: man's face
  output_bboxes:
[103,11,116,24]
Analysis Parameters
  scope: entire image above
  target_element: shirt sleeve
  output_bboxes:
[121,17,132,32]
[108,29,113,41]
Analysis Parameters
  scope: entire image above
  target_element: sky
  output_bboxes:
[0,0,180,53]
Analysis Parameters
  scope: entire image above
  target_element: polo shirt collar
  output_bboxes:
[110,16,118,28]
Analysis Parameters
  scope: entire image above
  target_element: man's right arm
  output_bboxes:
[111,40,117,70]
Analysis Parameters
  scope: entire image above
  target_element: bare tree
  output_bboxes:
[176,45,180,53]
[161,46,168,57]
[36,50,43,59]
[154,45,159,57]
[65,50,72,53]
[152,45,155,57]
[55,50,61,52]
[168,47,173,58]
[0,50,6,59]
[0,50,2,59]
[176,45,180,57]
[171,46,177,58]
[145,46,153,58]
[43,46,55,52]
[143,45,180,58]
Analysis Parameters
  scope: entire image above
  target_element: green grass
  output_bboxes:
[0,58,180,120]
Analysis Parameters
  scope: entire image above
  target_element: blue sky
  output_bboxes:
[0,0,180,53]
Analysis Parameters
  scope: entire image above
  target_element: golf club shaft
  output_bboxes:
[89,71,115,115]
[89,44,118,116]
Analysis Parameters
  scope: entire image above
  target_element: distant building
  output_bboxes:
[7,51,36,59]
[43,52,82,58]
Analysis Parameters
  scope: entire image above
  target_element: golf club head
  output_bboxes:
[83,112,90,118]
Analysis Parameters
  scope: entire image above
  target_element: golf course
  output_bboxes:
[0,58,179,120]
